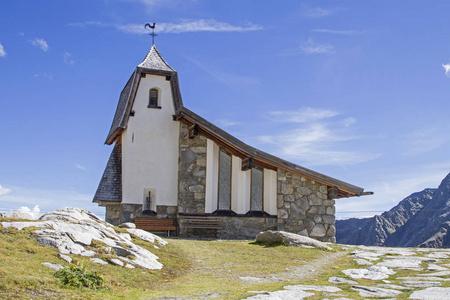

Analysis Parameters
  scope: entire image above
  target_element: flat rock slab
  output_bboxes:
[58,254,72,263]
[410,287,450,299]
[42,262,64,271]
[398,276,449,282]
[401,281,442,288]
[285,285,342,293]
[376,258,423,269]
[419,270,450,277]
[126,228,167,245]
[90,258,108,265]
[240,277,271,283]
[377,284,412,290]
[328,276,358,285]
[342,266,396,280]
[350,250,382,261]
[427,264,448,271]
[351,286,402,298]
[255,231,332,250]
[425,253,449,259]
[244,289,314,299]
[355,258,373,265]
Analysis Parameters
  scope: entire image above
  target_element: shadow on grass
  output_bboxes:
[248,241,288,248]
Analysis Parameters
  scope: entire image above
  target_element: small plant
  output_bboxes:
[55,264,106,290]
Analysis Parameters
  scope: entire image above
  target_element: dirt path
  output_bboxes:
[273,249,349,282]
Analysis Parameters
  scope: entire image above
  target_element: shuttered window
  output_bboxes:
[251,167,263,211]
[148,88,159,107]
[218,149,231,210]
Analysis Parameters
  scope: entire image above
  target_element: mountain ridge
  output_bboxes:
[336,172,450,248]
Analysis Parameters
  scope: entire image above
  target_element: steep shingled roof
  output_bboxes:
[138,45,175,72]
[93,143,122,203]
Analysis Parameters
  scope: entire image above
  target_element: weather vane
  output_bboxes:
[145,23,157,45]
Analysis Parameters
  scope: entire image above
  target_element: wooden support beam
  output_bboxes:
[188,124,199,139]
[241,157,253,171]
[328,186,339,200]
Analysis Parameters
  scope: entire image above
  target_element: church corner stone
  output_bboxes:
[276,168,337,242]
[178,123,207,214]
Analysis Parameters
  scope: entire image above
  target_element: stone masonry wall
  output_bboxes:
[105,203,143,225]
[277,169,336,243]
[178,123,207,214]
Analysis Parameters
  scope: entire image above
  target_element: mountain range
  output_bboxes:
[336,172,450,248]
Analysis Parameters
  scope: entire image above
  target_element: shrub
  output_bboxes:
[55,265,106,290]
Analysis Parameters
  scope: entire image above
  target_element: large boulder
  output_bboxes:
[255,230,332,250]
[1,207,167,270]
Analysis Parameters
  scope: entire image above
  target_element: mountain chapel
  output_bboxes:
[93,44,370,242]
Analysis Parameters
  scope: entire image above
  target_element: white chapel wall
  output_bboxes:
[121,74,179,208]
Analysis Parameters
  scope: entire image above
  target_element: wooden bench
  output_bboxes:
[179,216,223,238]
[134,218,177,237]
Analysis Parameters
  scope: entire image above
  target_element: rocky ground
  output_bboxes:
[244,245,450,299]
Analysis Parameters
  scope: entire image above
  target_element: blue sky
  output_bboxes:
[1,0,450,219]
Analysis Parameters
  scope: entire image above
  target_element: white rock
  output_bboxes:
[410,287,450,299]
[428,264,448,271]
[125,264,135,269]
[119,222,136,229]
[3,207,164,270]
[126,228,168,245]
[245,289,314,299]
[285,285,342,292]
[240,277,270,283]
[376,258,423,269]
[355,258,373,265]
[351,286,402,298]
[255,231,332,250]
[425,252,449,259]
[377,284,412,290]
[342,266,396,280]
[42,262,64,271]
[58,254,72,263]
[109,258,124,266]
[328,276,358,285]
[401,281,442,288]
[90,258,108,265]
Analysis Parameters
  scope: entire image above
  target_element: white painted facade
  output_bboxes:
[121,74,179,209]
[205,139,278,215]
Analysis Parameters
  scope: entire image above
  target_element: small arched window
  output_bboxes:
[148,88,160,108]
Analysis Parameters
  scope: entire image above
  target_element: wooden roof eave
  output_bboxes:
[176,108,366,198]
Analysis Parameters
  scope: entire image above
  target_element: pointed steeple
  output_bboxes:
[138,45,175,72]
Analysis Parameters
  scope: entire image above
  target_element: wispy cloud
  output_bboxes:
[258,123,380,166]
[0,42,6,57]
[268,107,339,123]
[70,19,262,34]
[64,52,75,65]
[0,185,12,197]
[300,37,334,55]
[312,29,361,35]
[30,38,49,52]
[301,4,341,18]
[75,163,87,171]
[34,73,53,80]
[404,129,448,155]
[442,63,450,77]
[258,110,380,166]
[215,119,241,128]
[185,55,259,86]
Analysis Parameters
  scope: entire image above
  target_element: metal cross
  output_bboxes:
[145,23,158,45]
